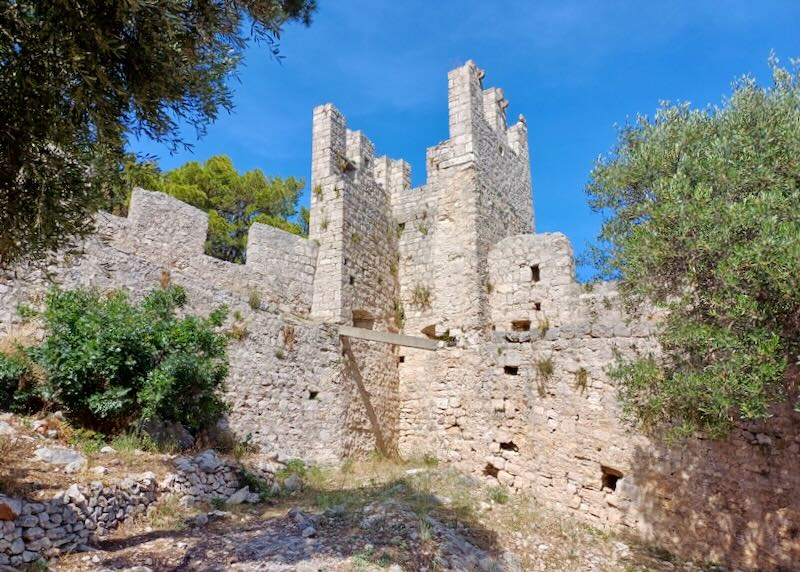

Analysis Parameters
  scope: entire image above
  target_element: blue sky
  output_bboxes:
[129,0,800,278]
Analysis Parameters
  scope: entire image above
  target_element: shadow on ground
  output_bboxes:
[91,467,508,571]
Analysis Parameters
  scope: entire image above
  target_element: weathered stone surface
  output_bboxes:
[33,447,86,467]
[225,487,250,505]
[142,417,194,451]
[194,450,222,473]
[282,474,302,492]
[0,497,21,521]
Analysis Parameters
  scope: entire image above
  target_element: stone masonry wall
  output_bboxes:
[0,473,159,567]
[0,448,282,566]
[1,191,357,464]
[309,104,402,456]
[399,227,800,571]
[388,61,534,340]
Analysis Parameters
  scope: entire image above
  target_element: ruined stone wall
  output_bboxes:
[123,190,318,317]
[0,191,350,464]
[399,228,800,571]
[389,61,534,340]
[392,183,437,337]
[1,61,797,570]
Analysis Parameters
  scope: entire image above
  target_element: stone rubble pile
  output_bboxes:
[163,449,267,507]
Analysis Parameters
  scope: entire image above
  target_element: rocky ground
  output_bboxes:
[2,415,721,572]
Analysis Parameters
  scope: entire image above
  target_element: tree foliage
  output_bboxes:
[117,155,306,263]
[0,0,316,269]
[587,57,800,439]
[0,286,230,433]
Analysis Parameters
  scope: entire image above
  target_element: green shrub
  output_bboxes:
[0,348,43,413]
[69,428,106,455]
[26,285,229,433]
[239,469,273,501]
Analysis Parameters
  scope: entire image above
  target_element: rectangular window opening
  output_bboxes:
[531,265,541,282]
[352,310,375,330]
[511,320,531,332]
[504,366,519,376]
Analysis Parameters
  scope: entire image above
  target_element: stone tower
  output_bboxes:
[309,61,534,340]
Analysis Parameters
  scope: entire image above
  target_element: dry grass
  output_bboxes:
[281,455,634,571]
[0,417,176,502]
[145,493,188,531]
[0,320,41,353]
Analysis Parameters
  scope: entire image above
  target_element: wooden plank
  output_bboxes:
[338,325,439,350]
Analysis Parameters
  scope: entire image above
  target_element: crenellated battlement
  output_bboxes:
[113,189,319,317]
[307,61,533,337]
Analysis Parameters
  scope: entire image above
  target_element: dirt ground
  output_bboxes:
[2,415,713,572]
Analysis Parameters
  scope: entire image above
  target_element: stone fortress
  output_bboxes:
[1,62,797,570]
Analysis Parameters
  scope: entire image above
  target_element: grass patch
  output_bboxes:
[487,485,509,504]
[276,458,306,480]
[110,432,158,459]
[69,427,106,455]
[147,493,188,531]
[248,289,261,310]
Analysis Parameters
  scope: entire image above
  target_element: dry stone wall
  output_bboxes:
[0,448,288,565]
[0,473,159,567]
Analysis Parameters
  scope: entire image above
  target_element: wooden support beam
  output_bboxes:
[338,325,439,351]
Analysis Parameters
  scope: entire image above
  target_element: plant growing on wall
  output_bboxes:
[393,299,405,329]
[415,220,430,236]
[412,284,432,309]
[537,317,550,337]
[0,286,229,434]
[574,367,589,393]
[587,57,800,439]
[248,290,262,311]
[536,357,554,397]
